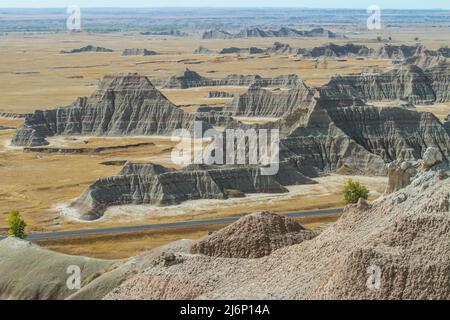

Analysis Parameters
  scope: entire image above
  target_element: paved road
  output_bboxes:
[0,208,342,241]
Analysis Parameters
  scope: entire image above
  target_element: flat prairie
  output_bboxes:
[0,29,448,237]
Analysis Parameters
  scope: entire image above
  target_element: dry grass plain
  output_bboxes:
[36,214,341,259]
[0,30,449,250]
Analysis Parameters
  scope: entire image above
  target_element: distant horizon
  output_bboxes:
[0,0,449,10]
[0,6,449,9]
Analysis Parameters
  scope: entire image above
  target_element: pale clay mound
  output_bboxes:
[190,211,317,258]
[105,160,449,300]
[0,237,194,300]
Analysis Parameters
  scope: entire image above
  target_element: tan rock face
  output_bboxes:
[105,164,450,300]
[189,211,318,258]
[385,160,417,194]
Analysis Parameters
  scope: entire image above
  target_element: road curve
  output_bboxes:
[0,208,342,241]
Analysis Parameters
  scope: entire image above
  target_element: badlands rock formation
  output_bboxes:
[2,153,448,300]
[12,73,211,146]
[219,47,265,54]
[193,46,215,54]
[202,27,341,39]
[160,69,300,89]
[207,91,234,98]
[60,45,113,54]
[122,48,158,56]
[298,43,373,58]
[106,157,450,300]
[190,211,317,258]
[70,161,316,220]
[444,114,450,135]
[226,81,315,117]
[321,64,447,104]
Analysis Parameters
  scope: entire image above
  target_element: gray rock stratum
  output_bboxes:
[122,48,158,56]
[60,45,113,54]
[70,161,316,220]
[225,81,315,117]
[444,114,450,135]
[202,27,342,39]
[160,69,300,89]
[11,73,211,146]
[105,158,450,300]
[321,64,448,104]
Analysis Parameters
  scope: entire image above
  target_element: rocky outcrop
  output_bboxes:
[266,42,296,55]
[160,69,300,88]
[190,211,317,258]
[161,69,210,89]
[141,30,187,36]
[60,45,113,54]
[122,48,158,56]
[202,29,233,39]
[23,142,155,154]
[193,46,215,54]
[444,114,450,135]
[298,43,373,58]
[376,44,422,60]
[0,112,28,118]
[70,161,316,220]
[203,27,342,39]
[106,161,450,300]
[219,47,265,55]
[226,81,315,117]
[194,111,236,127]
[12,73,211,147]
[385,160,417,194]
[321,65,439,104]
[207,91,234,98]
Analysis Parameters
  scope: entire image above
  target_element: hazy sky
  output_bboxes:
[0,0,449,9]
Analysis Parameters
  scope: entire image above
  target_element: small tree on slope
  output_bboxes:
[343,179,369,204]
[7,211,27,239]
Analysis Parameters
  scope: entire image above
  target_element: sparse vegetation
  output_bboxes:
[343,179,369,204]
[7,211,27,239]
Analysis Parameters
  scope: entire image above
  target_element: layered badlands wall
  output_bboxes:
[11,74,212,147]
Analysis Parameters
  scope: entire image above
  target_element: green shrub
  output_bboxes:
[343,179,369,204]
[7,211,27,239]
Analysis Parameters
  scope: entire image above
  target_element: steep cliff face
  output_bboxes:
[325,105,450,162]
[12,73,210,146]
[267,95,449,175]
[161,69,300,89]
[376,44,422,60]
[444,114,450,135]
[71,161,316,220]
[321,65,439,104]
[298,43,373,58]
[202,27,340,39]
[226,81,315,117]
[201,29,233,39]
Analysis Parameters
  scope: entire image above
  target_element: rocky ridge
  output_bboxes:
[122,48,158,56]
[11,73,211,146]
[105,155,450,300]
[60,45,113,54]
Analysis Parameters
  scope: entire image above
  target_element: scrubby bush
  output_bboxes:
[343,179,369,204]
[7,211,27,239]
